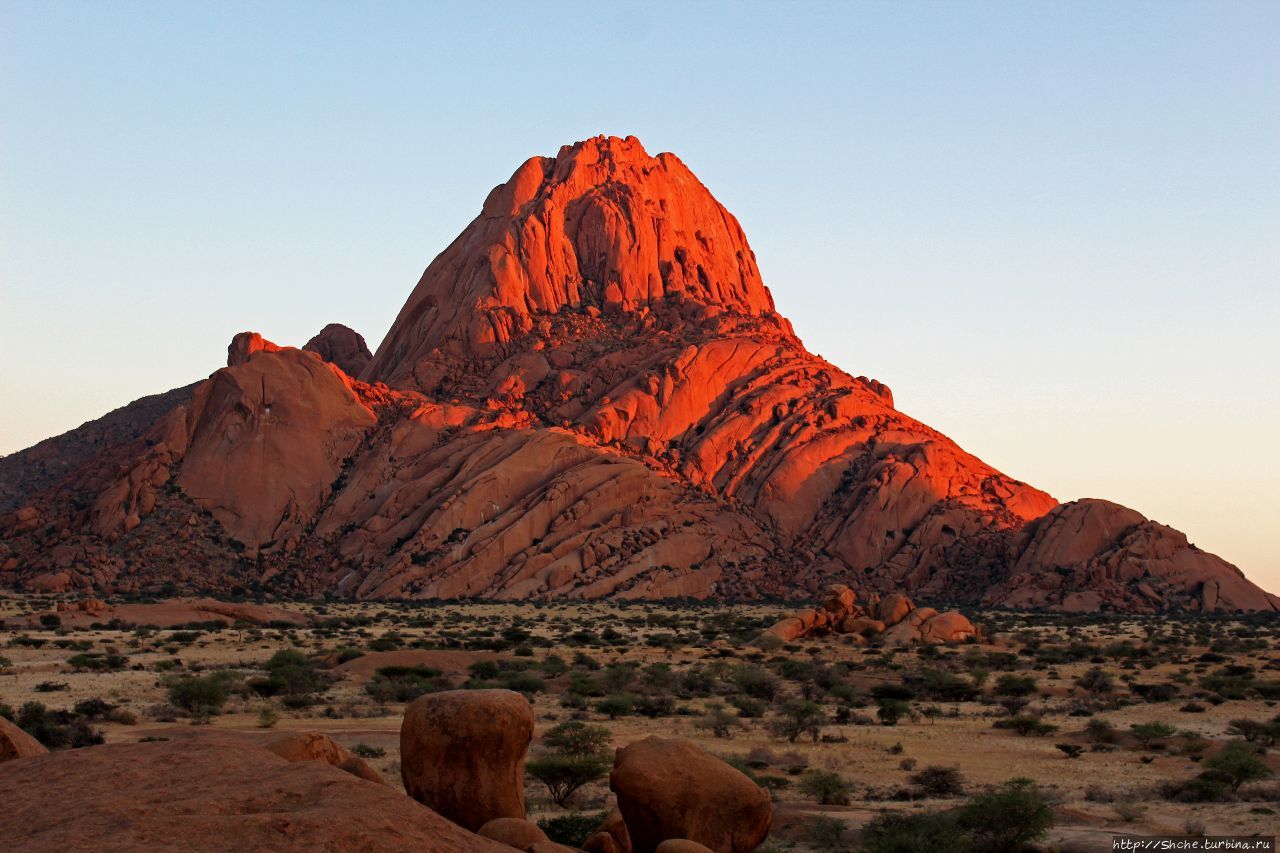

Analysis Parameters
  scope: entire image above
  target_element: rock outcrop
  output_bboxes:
[0,135,1273,613]
[0,736,509,852]
[305,323,373,377]
[610,736,772,853]
[265,731,385,784]
[765,585,978,646]
[400,689,533,832]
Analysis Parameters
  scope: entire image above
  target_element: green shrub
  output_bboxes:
[958,778,1053,852]
[249,649,328,699]
[1201,740,1273,791]
[15,701,104,749]
[994,675,1038,697]
[863,811,971,853]
[1130,721,1177,749]
[995,715,1057,737]
[536,811,608,848]
[165,671,236,719]
[366,666,451,703]
[877,699,911,726]
[594,694,636,719]
[911,765,966,797]
[526,754,612,808]
[806,815,846,847]
[768,699,825,743]
[543,720,610,757]
[799,770,853,805]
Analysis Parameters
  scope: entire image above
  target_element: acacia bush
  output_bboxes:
[14,701,103,749]
[526,721,612,808]
[165,670,237,720]
[911,765,966,797]
[799,770,853,805]
[366,665,451,703]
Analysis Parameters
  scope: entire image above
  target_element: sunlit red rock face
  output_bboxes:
[0,136,1274,611]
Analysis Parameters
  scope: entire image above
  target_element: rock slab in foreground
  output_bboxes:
[0,736,508,852]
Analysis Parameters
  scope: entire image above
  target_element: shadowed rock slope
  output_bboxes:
[1,136,1273,612]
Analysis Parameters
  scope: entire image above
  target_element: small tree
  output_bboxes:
[1227,718,1280,748]
[994,675,1037,697]
[768,699,825,743]
[543,720,610,757]
[877,699,911,727]
[1130,722,1177,750]
[695,703,741,739]
[526,754,612,807]
[1201,740,1273,792]
[799,770,853,805]
[1076,667,1115,698]
[1084,718,1116,743]
[594,694,635,720]
[166,671,234,720]
[527,719,613,808]
[910,765,966,797]
[958,778,1054,852]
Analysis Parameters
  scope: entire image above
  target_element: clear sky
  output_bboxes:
[1,1,1276,591]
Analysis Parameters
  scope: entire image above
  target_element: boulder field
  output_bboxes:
[0,691,775,852]
[765,583,979,646]
[1,135,1273,613]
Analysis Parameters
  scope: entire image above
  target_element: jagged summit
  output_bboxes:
[365,135,792,386]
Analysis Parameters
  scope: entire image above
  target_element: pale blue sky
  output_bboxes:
[1,1,1277,589]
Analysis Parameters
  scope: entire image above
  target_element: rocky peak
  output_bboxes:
[365,135,792,386]
[303,323,372,377]
[226,331,281,367]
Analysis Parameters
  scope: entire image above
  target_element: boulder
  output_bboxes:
[477,817,548,850]
[610,736,771,853]
[763,618,805,643]
[265,731,385,785]
[583,808,631,853]
[822,583,855,613]
[655,842,716,853]
[874,594,914,626]
[584,833,624,853]
[837,617,884,636]
[918,612,977,644]
[400,689,533,832]
[0,717,47,763]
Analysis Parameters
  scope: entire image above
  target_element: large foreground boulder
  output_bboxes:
[400,688,533,832]
[610,737,771,853]
[0,736,508,852]
[0,716,47,763]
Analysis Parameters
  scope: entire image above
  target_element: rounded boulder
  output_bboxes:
[610,736,771,853]
[478,817,548,850]
[400,688,533,832]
